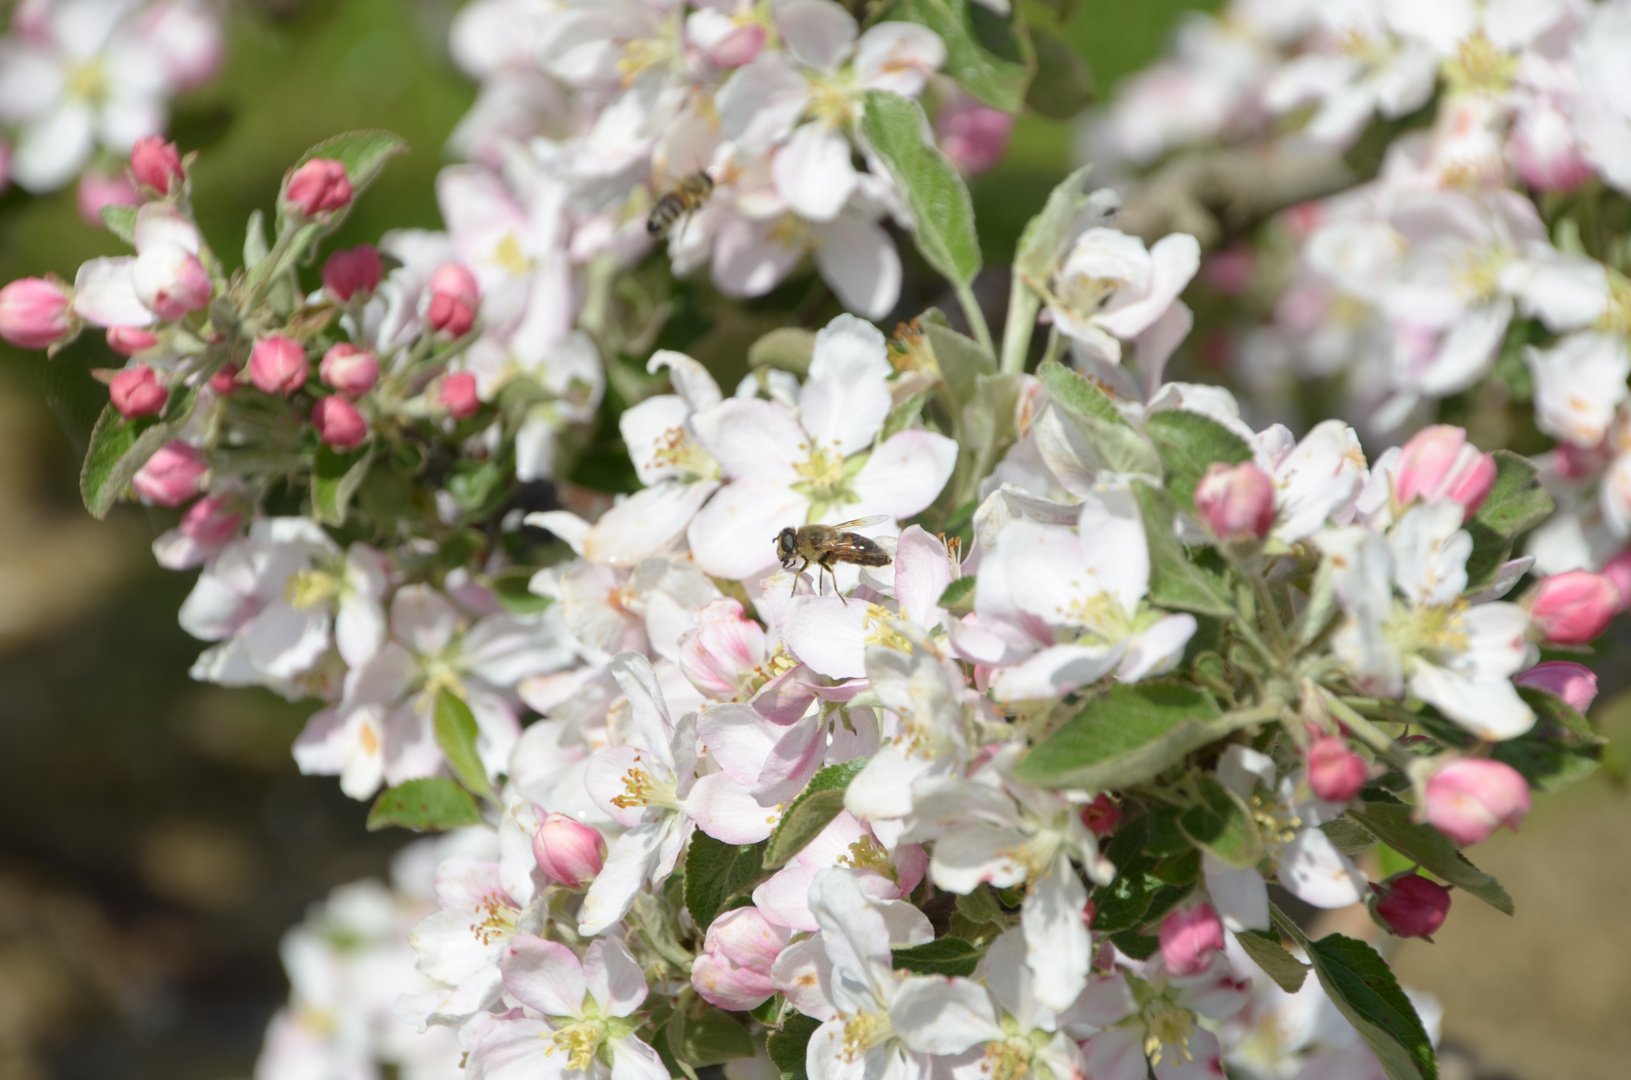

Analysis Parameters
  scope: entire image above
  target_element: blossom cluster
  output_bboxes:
[0,9,1619,1080]
[0,0,221,204]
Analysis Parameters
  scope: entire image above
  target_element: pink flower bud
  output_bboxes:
[319,343,379,397]
[1394,425,1497,518]
[132,441,207,506]
[935,96,1014,177]
[531,812,606,888]
[1307,735,1367,802]
[209,363,239,395]
[691,906,790,1011]
[1526,570,1619,645]
[1194,461,1275,542]
[180,493,242,546]
[131,135,184,195]
[109,364,168,419]
[285,158,352,216]
[1510,104,1593,194]
[707,22,765,68]
[76,169,138,227]
[312,395,367,449]
[322,244,382,302]
[132,246,211,320]
[1513,661,1598,714]
[106,326,160,356]
[1424,758,1530,846]
[1602,548,1631,614]
[1373,873,1451,940]
[1159,903,1225,978]
[679,597,769,699]
[1079,793,1122,836]
[436,371,479,419]
[249,335,309,396]
[1200,246,1257,296]
[425,263,479,337]
[0,277,73,349]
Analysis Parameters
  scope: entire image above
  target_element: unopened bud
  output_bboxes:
[704,22,765,68]
[1424,758,1530,846]
[1395,425,1496,519]
[1195,460,1275,542]
[935,96,1014,177]
[319,343,378,397]
[312,395,367,449]
[132,246,211,320]
[1600,548,1631,614]
[249,335,309,396]
[1513,661,1598,714]
[1373,873,1451,940]
[1526,570,1618,645]
[132,441,207,506]
[679,597,768,699]
[180,493,242,546]
[109,364,168,419]
[1306,735,1367,802]
[532,812,607,888]
[284,158,352,217]
[1159,903,1224,977]
[106,326,160,356]
[209,363,239,396]
[1079,794,1122,836]
[425,263,479,337]
[76,169,138,227]
[436,371,479,419]
[0,277,73,349]
[131,135,184,195]
[691,906,789,1011]
[322,244,382,302]
[1510,104,1592,194]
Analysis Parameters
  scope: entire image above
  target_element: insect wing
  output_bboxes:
[828,515,890,530]
[825,531,892,566]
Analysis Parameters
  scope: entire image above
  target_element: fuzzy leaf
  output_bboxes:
[1016,684,1224,791]
[748,327,817,375]
[680,1008,756,1064]
[101,205,137,245]
[433,689,495,801]
[1015,166,1094,284]
[764,759,868,868]
[1464,450,1551,588]
[894,937,984,976]
[861,91,981,288]
[1179,775,1263,869]
[366,778,483,832]
[293,129,408,196]
[1347,802,1513,915]
[922,316,995,404]
[1234,929,1309,993]
[1132,481,1235,618]
[1146,410,1253,511]
[887,0,1031,112]
[685,833,766,932]
[311,443,374,526]
[767,1015,822,1080]
[937,576,976,610]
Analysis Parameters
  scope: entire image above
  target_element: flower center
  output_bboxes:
[649,424,720,480]
[1453,247,1510,304]
[489,233,533,277]
[610,756,678,811]
[807,74,855,127]
[64,58,108,102]
[982,1038,1034,1080]
[467,893,520,947]
[1141,997,1196,1066]
[1249,791,1301,856]
[1055,273,1119,318]
[547,1017,607,1071]
[1442,33,1516,95]
[839,1012,892,1062]
[285,567,341,610]
[835,834,897,882]
[864,606,913,652]
[1390,599,1470,667]
[792,442,863,511]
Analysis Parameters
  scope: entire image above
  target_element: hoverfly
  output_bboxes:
[774,516,892,603]
[647,171,715,240]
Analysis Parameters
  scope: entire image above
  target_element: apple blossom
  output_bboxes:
[1424,757,1531,846]
[1513,660,1598,714]
[531,811,605,889]
[106,325,158,355]
[1393,425,1497,518]
[1527,569,1619,645]
[425,262,479,336]
[132,440,206,505]
[935,95,1014,176]
[1373,873,1451,940]
[76,168,139,225]
[1160,903,1226,978]
[285,158,352,216]
[1048,226,1200,369]
[1195,461,1275,541]
[130,134,181,193]
[250,335,309,396]
[0,276,73,348]
[322,244,383,303]
[152,492,242,570]
[1306,735,1367,803]
[313,395,368,449]
[109,363,167,418]
[318,343,378,397]
[691,906,790,1012]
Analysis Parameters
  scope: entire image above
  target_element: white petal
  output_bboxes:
[776,0,858,71]
[716,51,810,154]
[681,771,779,843]
[814,215,902,320]
[1116,614,1197,683]
[774,123,859,223]
[610,1037,671,1080]
[501,935,586,1017]
[586,936,649,1017]
[578,819,670,935]
[1203,853,1269,932]
[803,313,893,455]
[1407,663,1536,741]
[782,596,869,679]
[893,527,952,628]
[11,101,94,193]
[712,214,806,298]
[688,477,811,580]
[890,977,1002,1054]
[1278,827,1367,909]
[73,257,155,327]
[1023,862,1092,1012]
[848,430,958,519]
[990,644,1122,702]
[691,397,807,482]
[585,480,721,567]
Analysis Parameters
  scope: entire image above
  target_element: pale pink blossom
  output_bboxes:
[0,276,72,348]
[690,906,789,1011]
[109,363,166,417]
[1423,758,1531,846]
[132,440,205,505]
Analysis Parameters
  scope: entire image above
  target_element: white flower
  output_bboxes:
[1049,227,1200,370]
[1525,332,1631,449]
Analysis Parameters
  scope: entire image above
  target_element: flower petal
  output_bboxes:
[501,935,587,1018]
[890,977,1002,1054]
[681,771,779,843]
[814,214,902,320]
[585,936,649,1017]
[848,430,958,520]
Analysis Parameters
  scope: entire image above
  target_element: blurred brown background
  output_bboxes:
[0,2,1627,1079]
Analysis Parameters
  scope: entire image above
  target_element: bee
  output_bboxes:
[647,171,715,240]
[775,516,892,603]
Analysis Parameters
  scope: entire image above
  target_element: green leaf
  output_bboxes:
[1233,929,1309,993]
[893,937,984,976]
[79,387,201,519]
[1108,929,1160,960]
[861,91,981,288]
[293,129,408,198]
[748,327,817,376]
[1275,916,1438,1080]
[937,576,977,611]
[765,759,869,868]
[1145,410,1253,511]
[1036,359,1124,426]
[767,1015,822,1080]
[882,391,931,440]
[684,833,766,932]
[679,1008,756,1064]
[1178,775,1264,869]
[367,778,483,832]
[922,316,995,404]
[1035,361,1161,476]
[1091,815,1155,932]
[489,566,554,616]
[446,459,506,515]
[1015,683,1225,790]
[1320,817,1379,857]
[101,204,137,245]
[888,0,1031,112]
[1132,481,1235,618]
[1025,29,1094,119]
[1464,450,1551,588]
[433,689,496,801]
[244,209,270,270]
[1348,802,1513,915]
[1014,166,1094,284]
[1491,734,1600,793]
[311,443,374,526]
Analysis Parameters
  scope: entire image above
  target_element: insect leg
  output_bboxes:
[824,559,845,606]
[789,556,805,597]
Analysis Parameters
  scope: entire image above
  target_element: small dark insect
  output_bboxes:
[647,171,715,239]
[774,516,892,604]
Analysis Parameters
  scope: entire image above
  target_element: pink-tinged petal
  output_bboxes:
[1279,828,1367,909]
[690,397,806,482]
[390,584,461,656]
[584,936,649,1017]
[501,935,586,1018]
[801,314,893,456]
[849,430,958,519]
[774,123,859,223]
[585,479,721,567]
[814,213,902,320]
[586,745,656,828]
[689,477,810,580]
[73,257,155,327]
[750,664,821,724]
[1151,1028,1224,1080]
[133,202,201,254]
[853,22,944,96]
[929,823,1029,893]
[770,938,837,1020]
[989,643,1121,702]
[891,978,1003,1055]
[716,51,810,154]
[1415,298,1512,397]
[698,703,783,788]
[754,712,829,805]
[807,869,894,996]
[578,819,672,936]
[1117,614,1197,683]
[610,1036,670,1080]
[776,0,858,71]
[1080,1028,1149,1080]
[782,595,869,679]
[712,215,805,298]
[243,602,330,680]
[894,526,952,627]
[1135,299,1193,398]
[465,1015,567,1080]
[681,771,779,843]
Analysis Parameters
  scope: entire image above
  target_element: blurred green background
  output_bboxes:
[0,2,1626,1079]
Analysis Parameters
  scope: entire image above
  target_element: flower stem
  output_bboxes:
[954,281,994,357]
